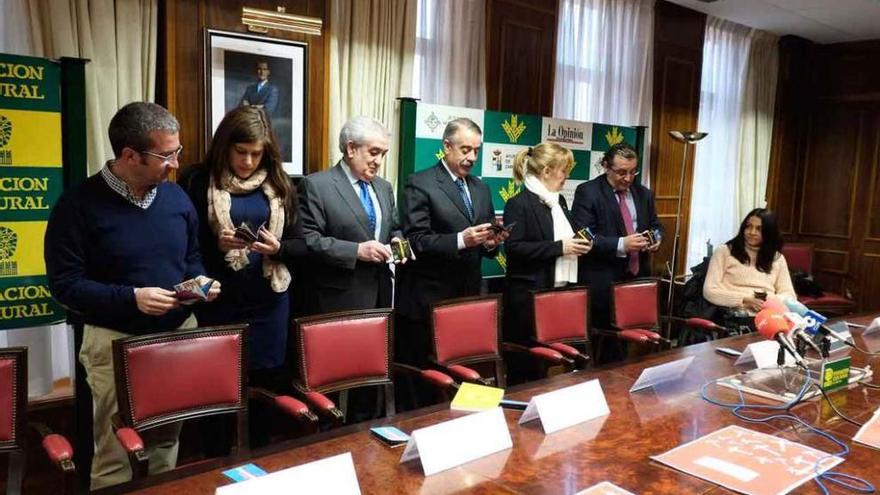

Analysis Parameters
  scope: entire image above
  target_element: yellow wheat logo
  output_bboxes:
[434,147,445,160]
[496,252,507,272]
[498,180,521,203]
[605,127,624,146]
[501,115,527,143]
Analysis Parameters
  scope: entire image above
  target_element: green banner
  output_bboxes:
[820,356,851,392]
[399,101,646,278]
[0,53,64,330]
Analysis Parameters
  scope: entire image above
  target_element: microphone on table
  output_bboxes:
[783,298,853,346]
[754,308,807,369]
[783,311,828,359]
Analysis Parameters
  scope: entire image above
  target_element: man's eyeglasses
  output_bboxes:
[140,145,183,165]
[609,167,639,178]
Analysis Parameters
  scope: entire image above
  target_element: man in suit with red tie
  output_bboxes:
[395,118,507,368]
[572,143,663,347]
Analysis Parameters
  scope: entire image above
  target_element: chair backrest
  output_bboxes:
[532,287,589,343]
[781,243,813,274]
[113,325,246,431]
[0,347,26,452]
[612,278,659,330]
[431,295,501,365]
[293,309,392,393]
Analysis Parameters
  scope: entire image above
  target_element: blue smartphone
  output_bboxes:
[370,426,410,448]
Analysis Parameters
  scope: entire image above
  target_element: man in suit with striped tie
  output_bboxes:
[395,118,507,368]
[296,116,401,315]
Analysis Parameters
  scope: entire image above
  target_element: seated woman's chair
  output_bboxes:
[111,325,315,479]
[1,347,75,495]
[290,309,395,425]
[782,243,856,316]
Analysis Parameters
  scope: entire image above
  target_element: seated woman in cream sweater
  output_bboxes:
[703,208,796,315]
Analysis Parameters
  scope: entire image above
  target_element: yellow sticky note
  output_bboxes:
[450,382,504,412]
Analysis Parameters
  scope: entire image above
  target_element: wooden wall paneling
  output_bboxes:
[866,107,880,241]
[766,36,813,235]
[859,253,880,311]
[160,0,328,175]
[649,0,706,276]
[797,104,862,238]
[486,0,558,115]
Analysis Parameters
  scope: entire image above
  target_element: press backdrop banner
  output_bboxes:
[0,53,66,329]
[398,99,647,278]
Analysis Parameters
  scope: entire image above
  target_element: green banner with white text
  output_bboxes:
[398,100,646,278]
[0,53,66,329]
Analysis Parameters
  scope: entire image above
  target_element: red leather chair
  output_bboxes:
[1,347,75,494]
[291,309,395,425]
[592,278,669,361]
[429,295,506,389]
[111,325,315,479]
[531,286,593,370]
[782,243,856,316]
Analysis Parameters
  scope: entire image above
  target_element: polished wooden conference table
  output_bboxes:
[102,315,880,494]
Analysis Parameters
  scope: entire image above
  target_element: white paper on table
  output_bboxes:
[518,379,610,434]
[734,340,795,369]
[629,355,695,392]
[574,481,637,494]
[853,407,880,450]
[399,407,512,476]
[215,452,360,495]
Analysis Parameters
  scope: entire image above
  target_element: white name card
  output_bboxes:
[215,452,360,495]
[518,379,609,434]
[629,356,695,392]
[399,407,512,476]
[864,317,880,336]
[734,340,795,369]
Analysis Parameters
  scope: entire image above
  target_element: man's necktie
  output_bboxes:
[358,180,376,236]
[455,178,474,221]
[616,190,640,276]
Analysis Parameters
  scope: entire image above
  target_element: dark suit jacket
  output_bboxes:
[502,189,577,343]
[571,174,662,315]
[395,162,497,320]
[240,81,280,115]
[297,162,401,315]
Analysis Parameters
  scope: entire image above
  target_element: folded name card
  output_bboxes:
[630,355,695,393]
[215,452,360,495]
[575,481,636,495]
[518,379,609,434]
[734,341,795,369]
[399,407,512,476]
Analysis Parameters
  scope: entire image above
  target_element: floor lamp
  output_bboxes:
[666,131,707,328]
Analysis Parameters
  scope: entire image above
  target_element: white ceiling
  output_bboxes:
[664,0,880,44]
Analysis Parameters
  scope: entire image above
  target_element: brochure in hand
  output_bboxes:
[174,278,214,304]
[233,221,265,244]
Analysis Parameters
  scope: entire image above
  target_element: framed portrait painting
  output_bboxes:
[205,29,307,176]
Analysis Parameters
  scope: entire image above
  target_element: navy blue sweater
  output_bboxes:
[45,174,205,334]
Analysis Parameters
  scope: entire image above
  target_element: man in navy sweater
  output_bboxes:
[45,102,220,489]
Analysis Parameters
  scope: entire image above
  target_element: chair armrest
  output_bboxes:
[503,342,571,366]
[618,329,653,343]
[115,428,145,453]
[251,387,319,424]
[304,391,344,423]
[41,434,75,473]
[445,364,484,384]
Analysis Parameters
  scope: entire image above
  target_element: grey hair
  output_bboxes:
[338,116,391,154]
[442,117,482,143]
[108,102,180,157]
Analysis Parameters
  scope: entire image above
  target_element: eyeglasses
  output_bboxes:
[139,145,183,165]
[608,167,639,178]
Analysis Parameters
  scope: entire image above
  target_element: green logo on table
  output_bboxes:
[820,356,851,392]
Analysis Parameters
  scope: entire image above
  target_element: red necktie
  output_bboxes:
[616,190,639,276]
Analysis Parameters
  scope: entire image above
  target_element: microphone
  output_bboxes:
[754,309,807,368]
[783,312,827,359]
[783,298,853,345]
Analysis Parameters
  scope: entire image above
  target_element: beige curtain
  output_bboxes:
[328,0,417,190]
[736,30,779,219]
[26,0,158,173]
[0,0,157,397]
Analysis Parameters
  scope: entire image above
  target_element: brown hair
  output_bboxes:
[205,106,295,216]
[511,142,574,183]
